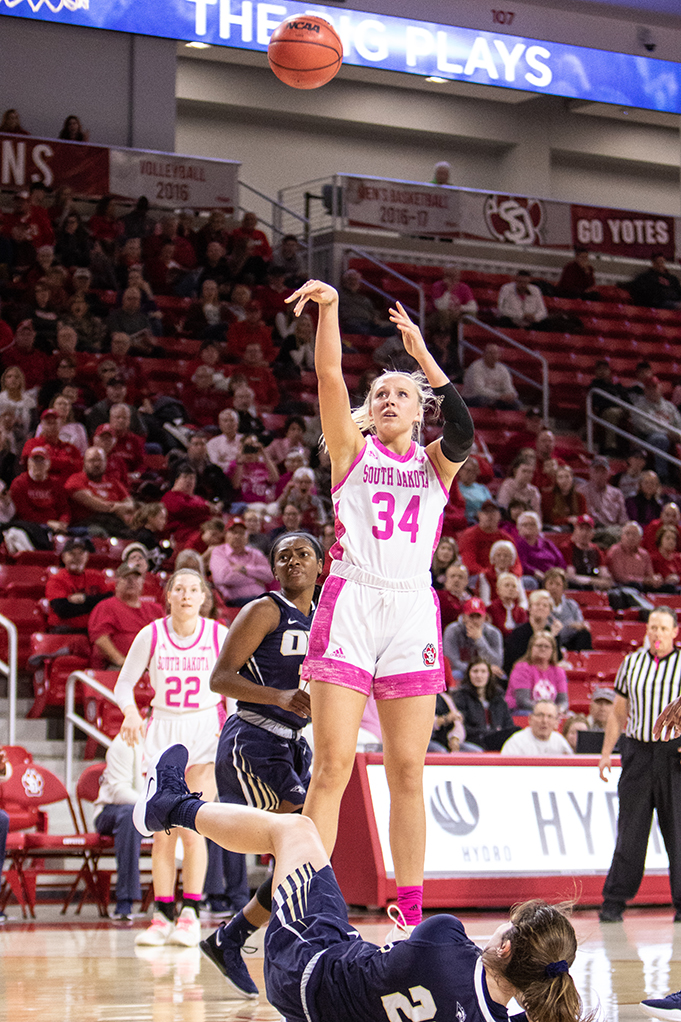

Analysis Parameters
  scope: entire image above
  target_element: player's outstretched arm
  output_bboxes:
[114,627,153,745]
[209,598,311,718]
[286,280,363,476]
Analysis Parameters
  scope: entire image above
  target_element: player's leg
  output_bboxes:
[302,680,367,854]
[167,761,216,946]
[135,829,178,946]
[377,692,436,930]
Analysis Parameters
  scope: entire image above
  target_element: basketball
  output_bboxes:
[268,15,343,90]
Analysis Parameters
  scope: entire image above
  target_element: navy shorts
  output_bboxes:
[215,715,312,810]
[264,863,363,1022]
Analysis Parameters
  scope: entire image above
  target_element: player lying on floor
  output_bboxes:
[134,743,589,1022]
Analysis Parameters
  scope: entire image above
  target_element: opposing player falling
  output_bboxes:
[116,568,228,947]
[135,743,590,1022]
[285,279,474,934]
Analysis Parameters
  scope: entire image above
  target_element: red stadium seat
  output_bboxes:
[27,632,91,719]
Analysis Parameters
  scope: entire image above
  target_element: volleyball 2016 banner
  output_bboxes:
[341,174,677,260]
[0,132,240,210]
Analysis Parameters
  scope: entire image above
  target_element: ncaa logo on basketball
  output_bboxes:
[430,782,479,836]
[422,643,436,666]
[21,767,44,798]
[289,21,320,33]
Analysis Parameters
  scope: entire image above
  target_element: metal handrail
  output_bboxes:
[65,671,115,792]
[0,614,18,746]
[586,388,681,470]
[459,316,550,422]
[344,246,425,334]
[239,180,313,278]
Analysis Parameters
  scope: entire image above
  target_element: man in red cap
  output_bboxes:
[22,409,81,483]
[442,595,504,681]
[565,514,613,589]
[9,447,70,534]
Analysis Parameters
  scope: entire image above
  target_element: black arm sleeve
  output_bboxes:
[432,382,475,463]
[49,592,113,620]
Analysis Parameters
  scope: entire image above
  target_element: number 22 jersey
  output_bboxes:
[330,436,449,582]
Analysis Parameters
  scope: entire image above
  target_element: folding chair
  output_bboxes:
[27,632,91,719]
[80,670,153,758]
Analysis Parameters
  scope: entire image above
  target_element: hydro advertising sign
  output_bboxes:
[2,0,681,114]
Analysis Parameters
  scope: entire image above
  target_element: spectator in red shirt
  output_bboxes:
[88,196,124,245]
[229,342,280,410]
[651,526,681,586]
[531,429,567,497]
[144,214,197,270]
[232,211,271,263]
[44,536,113,633]
[3,189,54,251]
[497,407,544,470]
[107,404,145,473]
[253,266,293,326]
[93,424,129,487]
[107,333,146,396]
[88,563,163,669]
[1,320,51,393]
[643,501,681,553]
[23,409,81,483]
[65,446,133,536]
[458,500,510,577]
[182,364,230,428]
[225,300,278,363]
[436,562,473,629]
[161,461,215,549]
[9,447,70,532]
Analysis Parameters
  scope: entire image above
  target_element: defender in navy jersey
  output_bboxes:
[201,531,324,999]
[136,744,589,1022]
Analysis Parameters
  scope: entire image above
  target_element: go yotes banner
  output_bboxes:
[342,174,677,259]
[0,133,240,211]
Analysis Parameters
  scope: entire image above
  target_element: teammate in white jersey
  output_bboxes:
[115,568,228,948]
[285,279,474,935]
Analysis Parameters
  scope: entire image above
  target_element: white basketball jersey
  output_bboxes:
[147,616,227,713]
[330,436,449,581]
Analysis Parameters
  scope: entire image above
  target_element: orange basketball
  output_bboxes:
[268,15,343,90]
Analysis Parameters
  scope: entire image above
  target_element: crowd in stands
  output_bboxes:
[5,129,681,916]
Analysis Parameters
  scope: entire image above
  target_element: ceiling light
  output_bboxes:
[186,41,212,49]
[425,76,447,83]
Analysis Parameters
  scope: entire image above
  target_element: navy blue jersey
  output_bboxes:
[308,914,507,1022]
[266,866,508,1022]
[238,591,314,731]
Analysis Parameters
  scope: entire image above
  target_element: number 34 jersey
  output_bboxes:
[330,436,449,582]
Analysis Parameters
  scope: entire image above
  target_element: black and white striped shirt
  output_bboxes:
[614,647,681,742]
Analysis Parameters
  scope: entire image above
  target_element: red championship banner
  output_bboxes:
[0,133,240,212]
[570,204,675,260]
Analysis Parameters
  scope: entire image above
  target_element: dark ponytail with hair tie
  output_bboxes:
[546,960,569,978]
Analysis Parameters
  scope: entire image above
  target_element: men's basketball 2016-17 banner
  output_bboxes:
[340,174,678,260]
[0,132,240,211]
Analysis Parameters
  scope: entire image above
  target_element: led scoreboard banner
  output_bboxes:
[2,0,681,115]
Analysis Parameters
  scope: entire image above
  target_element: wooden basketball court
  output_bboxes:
[1,905,679,1022]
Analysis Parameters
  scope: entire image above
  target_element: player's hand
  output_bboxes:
[599,753,611,782]
[285,280,338,317]
[120,709,145,746]
[654,696,681,740]
[275,689,311,718]
[388,302,428,359]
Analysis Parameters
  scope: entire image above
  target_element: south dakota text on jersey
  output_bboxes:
[363,466,430,488]
[156,655,212,672]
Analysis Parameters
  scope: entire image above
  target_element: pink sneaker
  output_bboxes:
[135,911,174,946]
[168,907,201,947]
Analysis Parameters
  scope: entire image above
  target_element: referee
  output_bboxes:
[599,606,681,923]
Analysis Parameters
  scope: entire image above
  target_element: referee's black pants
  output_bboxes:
[603,736,681,910]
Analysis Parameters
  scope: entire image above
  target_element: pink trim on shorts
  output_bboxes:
[425,451,452,500]
[374,668,445,700]
[304,575,344,661]
[374,437,416,463]
[162,616,206,651]
[149,620,158,659]
[330,443,368,495]
[216,700,227,730]
[301,657,374,695]
[329,516,345,563]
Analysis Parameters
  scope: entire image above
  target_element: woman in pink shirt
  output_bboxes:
[506,632,568,714]
[209,516,273,606]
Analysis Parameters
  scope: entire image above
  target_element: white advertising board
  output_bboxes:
[109,148,239,211]
[366,762,668,877]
